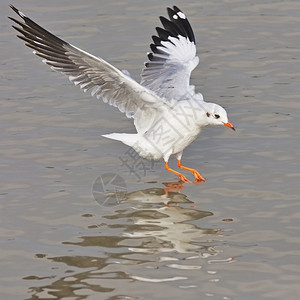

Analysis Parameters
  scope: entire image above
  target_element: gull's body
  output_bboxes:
[9,5,234,182]
[105,95,206,160]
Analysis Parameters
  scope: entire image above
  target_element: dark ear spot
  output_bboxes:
[206,112,210,117]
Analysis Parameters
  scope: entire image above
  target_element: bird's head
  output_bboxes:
[205,103,235,131]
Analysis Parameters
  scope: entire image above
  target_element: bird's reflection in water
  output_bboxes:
[67,181,218,256]
[114,182,216,254]
[27,183,221,299]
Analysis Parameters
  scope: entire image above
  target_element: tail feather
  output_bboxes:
[102,133,138,148]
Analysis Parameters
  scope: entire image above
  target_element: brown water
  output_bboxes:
[1,0,300,299]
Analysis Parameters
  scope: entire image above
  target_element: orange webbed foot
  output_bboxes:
[178,174,191,183]
[165,161,191,183]
[177,160,205,183]
[192,170,206,182]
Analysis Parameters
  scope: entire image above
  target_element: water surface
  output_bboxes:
[1,0,300,299]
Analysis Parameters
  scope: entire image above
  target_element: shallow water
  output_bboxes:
[1,0,300,299]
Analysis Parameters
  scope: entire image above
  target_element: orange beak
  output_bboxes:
[223,121,235,131]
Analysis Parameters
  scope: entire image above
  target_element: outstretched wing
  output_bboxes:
[141,6,199,101]
[9,5,164,119]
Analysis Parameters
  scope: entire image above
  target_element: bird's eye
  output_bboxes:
[214,114,220,119]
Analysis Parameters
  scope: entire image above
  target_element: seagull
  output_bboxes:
[9,5,235,183]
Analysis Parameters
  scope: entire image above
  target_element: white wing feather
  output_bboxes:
[141,6,200,101]
[9,5,166,121]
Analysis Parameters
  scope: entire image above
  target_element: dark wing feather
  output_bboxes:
[141,6,199,101]
[9,5,164,119]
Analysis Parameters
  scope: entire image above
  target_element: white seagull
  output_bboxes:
[9,5,235,183]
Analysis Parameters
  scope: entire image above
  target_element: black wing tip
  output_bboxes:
[173,6,181,12]
[145,6,196,64]
[168,6,196,44]
[155,26,175,41]
[166,6,181,12]
[9,4,17,12]
[164,6,195,43]
[166,6,182,18]
[9,4,68,49]
[9,4,25,19]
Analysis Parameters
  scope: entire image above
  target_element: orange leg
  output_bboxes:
[165,161,190,183]
[177,160,205,182]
